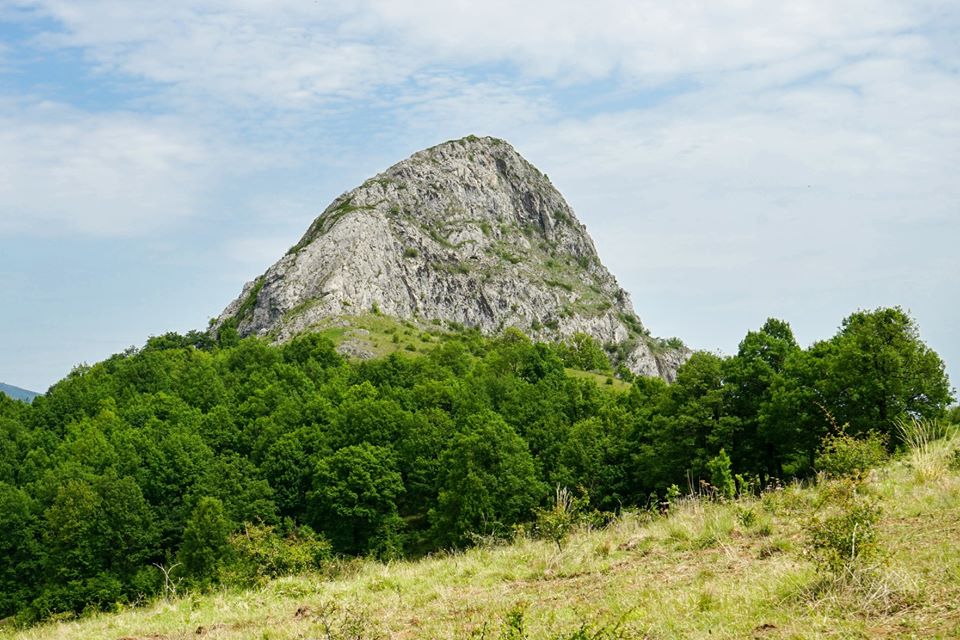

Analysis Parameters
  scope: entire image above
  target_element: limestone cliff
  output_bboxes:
[215,135,688,380]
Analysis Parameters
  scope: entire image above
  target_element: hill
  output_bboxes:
[215,135,688,381]
[9,429,959,640]
[0,383,39,402]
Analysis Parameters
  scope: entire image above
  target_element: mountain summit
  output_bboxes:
[216,135,688,380]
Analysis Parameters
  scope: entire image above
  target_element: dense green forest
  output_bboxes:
[0,306,952,622]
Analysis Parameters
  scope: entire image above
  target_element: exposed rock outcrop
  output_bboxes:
[215,135,688,380]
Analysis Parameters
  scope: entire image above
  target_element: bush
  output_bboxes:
[534,486,590,551]
[705,449,736,499]
[222,523,331,586]
[806,479,882,574]
[815,429,888,479]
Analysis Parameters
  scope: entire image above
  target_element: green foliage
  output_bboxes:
[0,483,39,617]
[948,405,960,426]
[618,312,645,336]
[558,333,611,372]
[0,305,950,622]
[705,449,736,499]
[309,443,404,557]
[37,472,156,615]
[179,497,232,585]
[222,523,331,586]
[807,480,882,574]
[534,486,590,550]
[824,307,952,437]
[432,412,547,545]
[543,278,573,292]
[815,430,889,479]
[235,277,265,321]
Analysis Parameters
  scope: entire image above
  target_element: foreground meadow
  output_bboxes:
[7,434,960,640]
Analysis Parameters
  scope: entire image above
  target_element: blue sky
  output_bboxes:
[1,0,958,394]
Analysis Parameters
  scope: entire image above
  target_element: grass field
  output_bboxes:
[6,433,960,640]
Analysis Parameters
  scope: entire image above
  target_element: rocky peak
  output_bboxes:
[215,135,689,380]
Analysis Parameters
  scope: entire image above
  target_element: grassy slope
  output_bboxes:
[299,313,444,359]
[291,314,633,392]
[564,368,631,391]
[8,440,960,640]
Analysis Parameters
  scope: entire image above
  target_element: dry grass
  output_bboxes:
[6,450,960,640]
[895,417,960,484]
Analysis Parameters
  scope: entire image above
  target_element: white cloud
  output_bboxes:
[19,0,411,109]
[0,100,211,236]
[366,0,916,80]
[16,0,952,109]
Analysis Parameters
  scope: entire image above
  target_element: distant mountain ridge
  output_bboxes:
[0,382,40,402]
[215,135,689,380]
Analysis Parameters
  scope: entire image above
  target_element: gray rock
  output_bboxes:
[215,135,689,380]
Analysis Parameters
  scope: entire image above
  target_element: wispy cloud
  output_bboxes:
[0,99,212,235]
[17,0,950,109]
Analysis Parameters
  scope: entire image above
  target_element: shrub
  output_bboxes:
[705,449,736,499]
[815,429,888,479]
[222,523,331,586]
[534,486,590,551]
[806,479,882,574]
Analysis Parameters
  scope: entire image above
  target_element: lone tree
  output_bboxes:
[826,307,952,437]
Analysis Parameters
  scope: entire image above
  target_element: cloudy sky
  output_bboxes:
[1,0,958,393]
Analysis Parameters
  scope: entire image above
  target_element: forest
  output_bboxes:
[0,306,952,622]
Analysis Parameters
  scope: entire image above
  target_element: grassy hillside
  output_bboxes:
[8,432,959,640]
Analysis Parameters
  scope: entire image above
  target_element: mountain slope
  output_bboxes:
[0,382,39,402]
[216,135,687,380]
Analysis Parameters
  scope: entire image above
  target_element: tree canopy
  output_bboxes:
[0,306,951,622]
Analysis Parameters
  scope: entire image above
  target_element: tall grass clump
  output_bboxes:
[533,486,592,551]
[895,416,960,482]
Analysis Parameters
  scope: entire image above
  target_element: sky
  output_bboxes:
[0,0,958,394]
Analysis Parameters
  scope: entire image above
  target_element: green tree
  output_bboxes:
[826,307,952,437]
[190,453,277,525]
[179,497,232,585]
[431,412,547,546]
[705,448,735,499]
[309,443,405,557]
[725,318,800,480]
[39,473,156,614]
[559,333,611,372]
[0,483,39,616]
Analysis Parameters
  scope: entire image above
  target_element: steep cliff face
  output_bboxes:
[216,135,688,380]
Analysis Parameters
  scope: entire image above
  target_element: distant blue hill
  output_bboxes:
[0,382,40,402]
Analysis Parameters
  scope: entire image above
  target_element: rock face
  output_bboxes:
[216,135,689,380]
